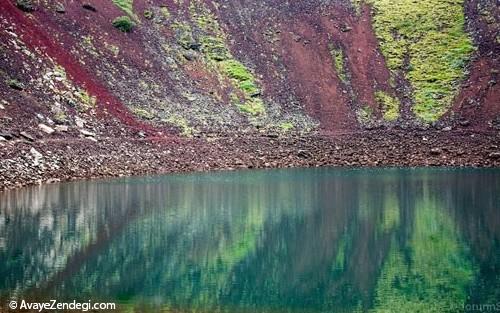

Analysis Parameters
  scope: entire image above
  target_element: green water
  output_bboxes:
[0,168,499,312]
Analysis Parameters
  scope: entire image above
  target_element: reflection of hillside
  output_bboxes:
[372,191,476,312]
[0,169,499,313]
[443,171,500,307]
[0,183,102,296]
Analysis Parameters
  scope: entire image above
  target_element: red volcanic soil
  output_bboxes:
[0,1,155,134]
[452,56,500,129]
[218,2,403,132]
[450,0,500,129]
[276,4,399,131]
[278,18,357,131]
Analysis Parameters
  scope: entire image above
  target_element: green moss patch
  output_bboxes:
[200,36,230,61]
[329,44,347,82]
[168,2,266,117]
[143,10,153,20]
[112,0,135,18]
[132,107,154,120]
[75,89,97,112]
[279,122,294,132]
[164,114,194,137]
[375,91,400,121]
[367,0,475,122]
[172,22,196,50]
[220,60,260,96]
[112,16,136,32]
[237,98,265,116]
[357,105,373,123]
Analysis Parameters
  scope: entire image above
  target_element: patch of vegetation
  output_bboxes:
[357,105,373,123]
[165,114,194,137]
[160,6,170,19]
[367,0,475,122]
[172,22,196,50]
[132,107,154,120]
[221,60,253,82]
[143,9,153,20]
[200,36,229,61]
[279,122,294,132]
[351,0,362,15]
[112,0,135,18]
[237,99,265,116]
[169,3,266,117]
[329,44,347,82]
[6,78,24,91]
[112,16,136,32]
[53,65,67,79]
[52,109,66,123]
[375,91,400,121]
[220,60,259,96]
[104,42,120,57]
[81,35,98,56]
[189,1,219,33]
[75,89,96,112]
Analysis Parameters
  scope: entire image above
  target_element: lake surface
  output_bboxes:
[0,168,499,312]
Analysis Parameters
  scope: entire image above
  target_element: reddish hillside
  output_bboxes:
[0,0,498,140]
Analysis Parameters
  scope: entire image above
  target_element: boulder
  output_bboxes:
[79,129,96,137]
[488,152,500,159]
[0,132,14,140]
[20,131,35,141]
[55,125,69,132]
[459,119,470,127]
[30,147,43,166]
[82,4,96,11]
[38,123,55,134]
[298,150,312,159]
[430,148,441,155]
[15,0,35,12]
[75,116,85,128]
[55,3,65,13]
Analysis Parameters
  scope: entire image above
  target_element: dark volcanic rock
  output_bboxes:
[82,4,96,12]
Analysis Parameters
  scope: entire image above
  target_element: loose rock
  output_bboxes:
[38,123,55,135]
[20,131,35,141]
[55,125,69,132]
[79,129,96,137]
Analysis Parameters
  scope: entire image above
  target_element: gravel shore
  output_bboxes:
[1,130,499,191]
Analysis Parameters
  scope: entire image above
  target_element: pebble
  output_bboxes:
[79,129,96,137]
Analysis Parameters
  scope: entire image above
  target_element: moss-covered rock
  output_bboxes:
[201,36,230,61]
[112,16,136,32]
[6,79,24,91]
[15,0,35,12]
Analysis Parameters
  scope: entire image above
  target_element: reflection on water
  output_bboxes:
[0,168,499,312]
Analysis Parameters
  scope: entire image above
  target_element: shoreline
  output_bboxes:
[1,130,499,191]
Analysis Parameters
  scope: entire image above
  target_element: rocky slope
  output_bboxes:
[0,0,499,189]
